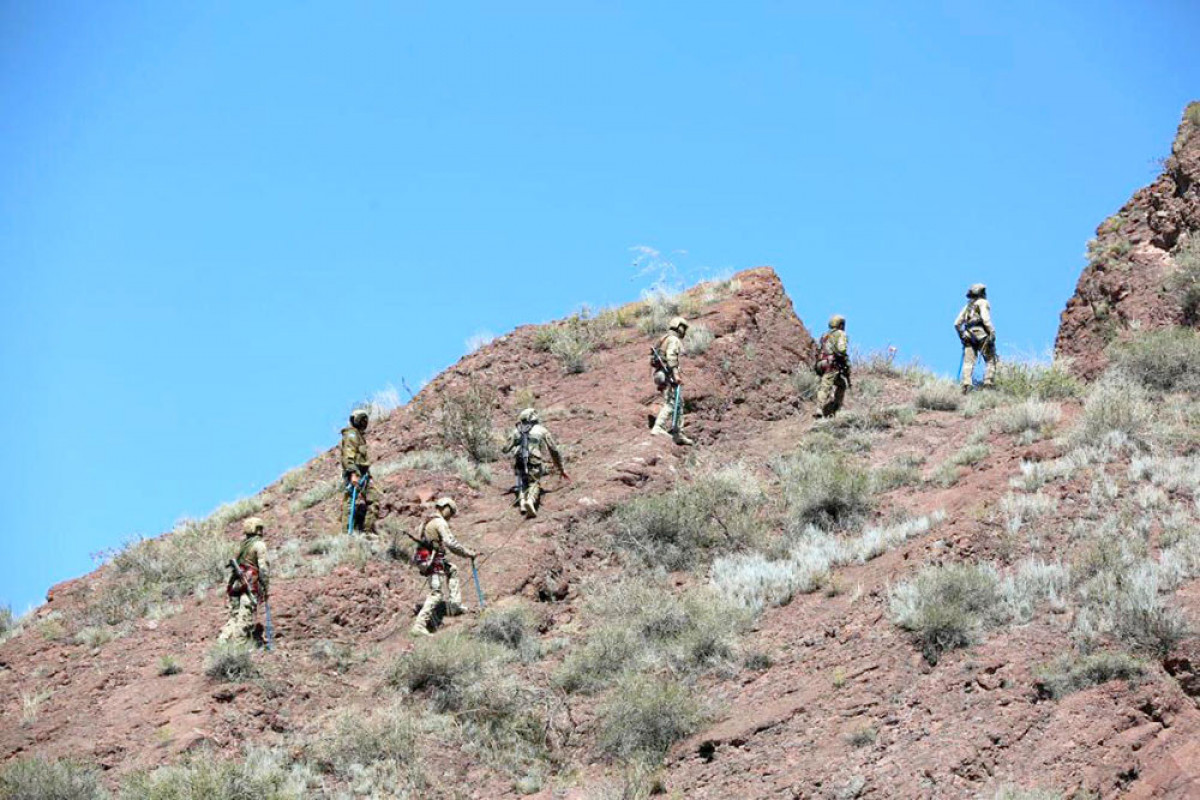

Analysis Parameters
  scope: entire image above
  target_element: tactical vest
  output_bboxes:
[815,332,846,375]
[227,536,263,598]
[412,517,448,576]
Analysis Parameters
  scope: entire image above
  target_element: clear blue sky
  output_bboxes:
[2,2,1196,612]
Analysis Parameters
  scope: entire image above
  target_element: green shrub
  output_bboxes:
[872,459,922,492]
[158,655,182,676]
[774,450,872,530]
[637,288,692,334]
[542,311,611,374]
[791,369,819,401]
[686,322,715,355]
[118,748,307,800]
[205,641,260,682]
[308,705,423,788]
[948,443,990,467]
[611,464,764,571]
[1035,651,1145,699]
[597,675,705,762]
[0,757,109,800]
[992,399,1061,439]
[889,562,1007,664]
[915,379,961,411]
[374,449,492,489]
[993,360,1083,400]
[475,603,542,661]
[439,382,500,462]
[387,633,508,712]
[1110,328,1200,393]
[290,479,339,512]
[1170,237,1200,324]
[845,726,877,748]
[1071,372,1153,447]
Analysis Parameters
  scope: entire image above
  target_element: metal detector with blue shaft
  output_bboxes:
[671,384,682,432]
[263,600,275,652]
[471,561,487,610]
[346,474,368,535]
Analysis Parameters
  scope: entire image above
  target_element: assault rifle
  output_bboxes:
[228,559,272,651]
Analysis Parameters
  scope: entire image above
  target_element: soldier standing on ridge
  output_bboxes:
[650,316,695,445]
[340,408,380,534]
[218,517,270,643]
[814,314,851,419]
[955,283,997,393]
[503,408,569,518]
[410,497,479,637]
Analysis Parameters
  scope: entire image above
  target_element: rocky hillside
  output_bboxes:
[4,171,1200,796]
[1056,102,1200,378]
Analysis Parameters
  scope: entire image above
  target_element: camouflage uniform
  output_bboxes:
[503,409,566,518]
[651,317,694,445]
[815,315,850,418]
[218,517,270,643]
[340,409,380,534]
[955,284,997,390]
[411,498,478,636]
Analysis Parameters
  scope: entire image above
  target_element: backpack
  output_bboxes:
[814,333,843,375]
[410,518,445,577]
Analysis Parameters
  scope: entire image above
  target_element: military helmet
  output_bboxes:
[242,517,265,535]
[668,316,689,334]
[828,314,846,330]
[518,407,539,424]
[350,408,369,429]
[434,497,458,515]
[967,283,987,299]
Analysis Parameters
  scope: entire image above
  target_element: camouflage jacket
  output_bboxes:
[340,426,370,476]
[655,332,684,380]
[955,299,995,338]
[421,516,477,560]
[232,535,270,595]
[503,422,562,471]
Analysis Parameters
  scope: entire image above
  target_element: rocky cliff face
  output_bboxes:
[1056,103,1200,378]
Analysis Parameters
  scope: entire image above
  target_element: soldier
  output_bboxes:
[218,517,270,644]
[954,283,997,392]
[410,497,479,637]
[814,315,851,418]
[340,408,380,534]
[502,408,569,518]
[650,316,695,445]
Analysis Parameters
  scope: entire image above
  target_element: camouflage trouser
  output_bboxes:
[516,460,544,513]
[653,383,682,433]
[962,339,997,387]
[342,481,380,534]
[412,563,464,633]
[218,593,257,643]
[817,371,848,417]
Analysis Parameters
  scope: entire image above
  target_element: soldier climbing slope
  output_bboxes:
[502,408,569,518]
[955,283,997,393]
[649,316,695,445]
[814,314,851,419]
[340,408,380,534]
[218,517,270,644]
[410,497,479,637]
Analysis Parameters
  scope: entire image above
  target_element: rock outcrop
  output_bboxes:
[1056,102,1200,378]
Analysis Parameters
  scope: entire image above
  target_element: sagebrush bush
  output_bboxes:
[118,748,308,800]
[686,322,715,355]
[1035,651,1145,699]
[889,562,1007,664]
[205,641,260,682]
[308,705,423,788]
[556,584,745,693]
[475,603,542,660]
[375,449,492,489]
[1169,237,1200,324]
[774,450,872,530]
[915,379,961,411]
[992,360,1082,400]
[0,757,109,800]
[387,633,508,711]
[1109,328,1200,394]
[290,479,339,512]
[637,288,695,334]
[992,399,1061,439]
[439,382,500,462]
[544,312,610,374]
[1071,372,1153,448]
[611,464,764,571]
[791,369,820,401]
[597,675,705,762]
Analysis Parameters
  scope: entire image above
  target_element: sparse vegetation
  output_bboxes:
[889,562,1007,665]
[597,675,705,762]
[791,369,819,401]
[992,399,1061,440]
[1071,372,1153,448]
[539,311,611,374]
[309,640,364,674]
[611,463,765,571]
[205,641,260,682]
[158,655,182,676]
[915,379,962,411]
[1169,237,1200,324]
[475,602,542,661]
[845,726,877,748]
[439,381,500,462]
[20,689,53,726]
[686,322,715,354]
[774,450,872,530]
[1035,651,1145,699]
[118,748,309,800]
[1109,328,1200,393]
[637,287,698,334]
[871,455,923,492]
[0,757,109,800]
[308,705,424,791]
[387,633,509,711]
[375,449,492,488]
[290,479,339,511]
[993,359,1082,400]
